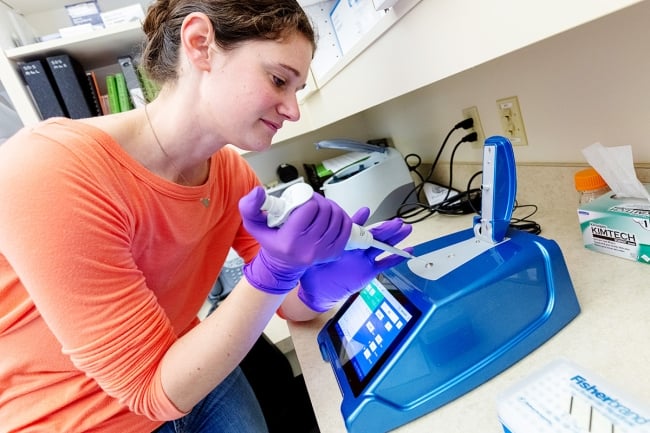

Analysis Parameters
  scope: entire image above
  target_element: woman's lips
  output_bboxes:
[262,119,281,132]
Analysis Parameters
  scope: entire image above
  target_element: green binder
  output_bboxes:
[105,74,120,114]
[114,72,132,112]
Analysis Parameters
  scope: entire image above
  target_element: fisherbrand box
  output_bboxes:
[497,359,650,433]
[577,185,650,265]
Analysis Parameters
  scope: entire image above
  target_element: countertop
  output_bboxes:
[287,206,650,433]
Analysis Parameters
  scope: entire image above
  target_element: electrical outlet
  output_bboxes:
[461,106,485,148]
[496,96,528,146]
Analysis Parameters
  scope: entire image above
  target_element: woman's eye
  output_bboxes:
[272,76,286,87]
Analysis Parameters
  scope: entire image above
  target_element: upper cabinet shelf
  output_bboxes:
[274,0,645,144]
[5,21,144,69]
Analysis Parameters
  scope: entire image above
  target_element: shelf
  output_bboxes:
[5,21,144,69]
[0,19,145,126]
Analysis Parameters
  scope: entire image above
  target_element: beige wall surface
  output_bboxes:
[362,0,650,166]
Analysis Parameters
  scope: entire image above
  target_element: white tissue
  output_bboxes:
[582,142,650,202]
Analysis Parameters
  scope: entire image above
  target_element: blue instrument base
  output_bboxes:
[317,227,581,433]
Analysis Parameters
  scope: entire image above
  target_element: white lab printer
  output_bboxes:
[317,140,415,225]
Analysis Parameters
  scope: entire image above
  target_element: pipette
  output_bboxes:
[260,183,417,260]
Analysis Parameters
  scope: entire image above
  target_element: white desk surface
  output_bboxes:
[288,209,650,433]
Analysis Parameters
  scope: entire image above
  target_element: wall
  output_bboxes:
[362,0,650,165]
[251,1,650,184]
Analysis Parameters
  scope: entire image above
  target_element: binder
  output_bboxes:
[105,74,120,114]
[18,59,68,120]
[114,72,132,112]
[85,71,105,116]
[99,94,110,115]
[117,55,146,108]
[45,54,101,118]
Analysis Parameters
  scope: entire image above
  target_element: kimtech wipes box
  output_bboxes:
[497,359,650,433]
[577,185,650,265]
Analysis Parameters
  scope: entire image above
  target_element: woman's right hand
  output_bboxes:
[238,186,352,294]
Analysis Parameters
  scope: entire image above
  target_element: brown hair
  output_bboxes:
[141,0,316,84]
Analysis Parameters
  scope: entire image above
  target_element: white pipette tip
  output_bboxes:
[371,240,416,260]
[373,240,434,268]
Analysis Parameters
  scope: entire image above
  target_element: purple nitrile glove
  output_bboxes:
[239,186,352,295]
[298,208,413,312]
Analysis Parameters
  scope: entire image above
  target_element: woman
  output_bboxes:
[0,1,412,432]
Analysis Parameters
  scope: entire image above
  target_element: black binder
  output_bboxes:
[18,59,68,120]
[45,54,101,119]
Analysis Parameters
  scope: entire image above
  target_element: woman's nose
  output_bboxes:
[278,93,301,122]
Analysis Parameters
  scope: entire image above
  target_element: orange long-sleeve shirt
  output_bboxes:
[0,118,260,432]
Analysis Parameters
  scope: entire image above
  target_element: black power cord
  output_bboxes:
[437,169,482,216]
[400,118,475,206]
[395,119,543,232]
[398,124,478,223]
[508,202,542,234]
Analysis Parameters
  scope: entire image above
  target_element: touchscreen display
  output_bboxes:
[329,276,419,394]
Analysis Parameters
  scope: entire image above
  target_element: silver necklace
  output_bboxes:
[143,104,210,208]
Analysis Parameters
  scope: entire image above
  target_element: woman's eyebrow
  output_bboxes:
[279,63,300,77]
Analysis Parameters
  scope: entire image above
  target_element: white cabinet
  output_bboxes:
[275,0,645,144]
[0,0,644,134]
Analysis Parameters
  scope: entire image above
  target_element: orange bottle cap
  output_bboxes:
[574,167,607,191]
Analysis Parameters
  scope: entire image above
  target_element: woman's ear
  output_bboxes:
[180,12,214,72]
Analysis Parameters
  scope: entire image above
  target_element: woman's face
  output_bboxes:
[204,32,313,152]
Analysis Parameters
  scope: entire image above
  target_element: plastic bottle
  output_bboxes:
[574,168,610,205]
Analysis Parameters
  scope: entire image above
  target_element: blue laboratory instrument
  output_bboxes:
[317,136,581,433]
